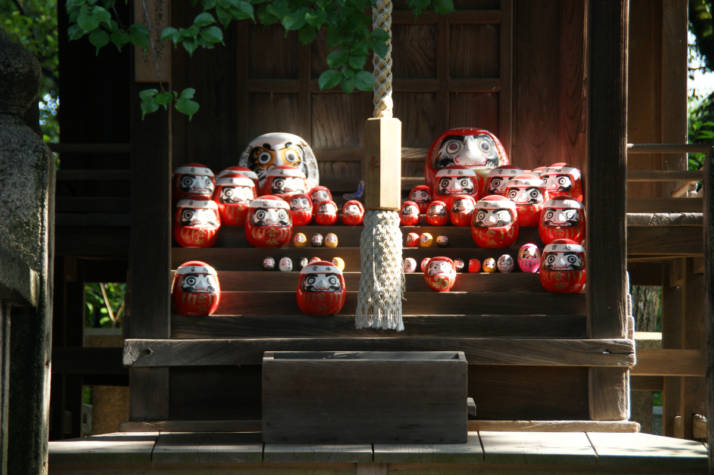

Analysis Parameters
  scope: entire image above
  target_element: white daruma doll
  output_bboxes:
[174,163,215,201]
[314,200,339,225]
[433,167,480,203]
[485,166,523,196]
[400,200,420,226]
[424,256,457,292]
[261,165,309,197]
[174,199,221,248]
[213,175,256,226]
[425,200,449,226]
[245,195,292,247]
[541,163,583,202]
[504,173,546,227]
[448,194,476,227]
[470,195,519,248]
[409,185,432,213]
[172,260,220,316]
[540,238,586,293]
[539,197,586,245]
[296,260,346,315]
[288,193,313,226]
[341,200,365,226]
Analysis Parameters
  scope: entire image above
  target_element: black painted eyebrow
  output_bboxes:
[441,135,464,143]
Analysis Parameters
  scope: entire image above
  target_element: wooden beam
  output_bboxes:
[468,420,639,432]
[703,145,714,469]
[627,198,703,213]
[628,226,703,256]
[589,368,630,420]
[627,170,703,181]
[631,376,663,391]
[363,117,402,210]
[632,349,705,376]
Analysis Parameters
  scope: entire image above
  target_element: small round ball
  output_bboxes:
[482,257,497,273]
[436,235,449,247]
[278,257,293,272]
[293,232,308,248]
[468,258,481,273]
[403,257,417,273]
[262,256,276,270]
[309,256,321,264]
[497,254,514,273]
[324,232,339,248]
[311,233,324,247]
[298,257,309,269]
[405,232,420,248]
[453,258,465,272]
[419,232,434,248]
[331,257,346,272]
[420,257,431,272]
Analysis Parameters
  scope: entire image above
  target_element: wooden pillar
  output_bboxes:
[703,146,714,471]
[363,117,402,211]
[0,303,9,475]
[586,0,629,421]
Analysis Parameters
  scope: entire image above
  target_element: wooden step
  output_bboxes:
[627,197,702,213]
[628,226,702,256]
[123,337,635,368]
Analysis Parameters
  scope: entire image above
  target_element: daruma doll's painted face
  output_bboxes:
[172,260,220,315]
[504,174,546,227]
[400,201,420,226]
[424,256,456,292]
[539,239,586,293]
[174,199,221,248]
[470,195,519,248]
[539,197,585,245]
[341,200,365,226]
[213,175,256,226]
[485,167,523,196]
[541,164,583,202]
[409,185,432,213]
[296,261,346,315]
[289,193,313,226]
[433,167,479,202]
[174,163,215,201]
[244,195,292,247]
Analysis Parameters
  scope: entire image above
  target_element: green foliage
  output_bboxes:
[67,0,454,119]
[689,0,714,171]
[84,282,125,328]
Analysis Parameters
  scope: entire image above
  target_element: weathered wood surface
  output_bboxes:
[373,432,483,464]
[265,443,373,463]
[363,118,402,210]
[627,213,703,226]
[153,432,263,464]
[478,430,595,465]
[468,420,639,432]
[628,227,703,256]
[588,368,629,421]
[703,144,714,470]
[628,198,703,213]
[49,432,158,466]
[124,337,635,367]
[633,349,705,377]
[262,351,467,444]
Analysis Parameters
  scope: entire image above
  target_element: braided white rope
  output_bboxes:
[355,210,404,331]
[372,0,393,118]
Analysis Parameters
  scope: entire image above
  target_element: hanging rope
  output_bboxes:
[355,0,405,332]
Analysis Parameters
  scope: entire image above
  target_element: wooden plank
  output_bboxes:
[628,143,712,155]
[393,9,501,25]
[124,337,635,368]
[55,228,129,258]
[627,226,702,256]
[120,419,262,432]
[627,262,663,286]
[704,144,714,470]
[627,170,703,182]
[588,368,629,420]
[586,432,707,470]
[632,376,664,391]
[586,0,628,339]
[627,213,703,226]
[627,198,703,213]
[264,443,372,463]
[363,117,402,210]
[0,304,8,475]
[152,432,263,465]
[49,432,158,466]
[469,420,638,432]
[499,0,513,155]
[172,313,586,339]
[129,368,169,421]
[479,431,595,465]
[373,432,482,463]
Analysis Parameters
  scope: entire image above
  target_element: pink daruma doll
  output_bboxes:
[470,195,519,248]
[213,175,256,226]
[539,197,585,245]
[174,199,221,248]
[409,185,432,213]
[424,256,456,292]
[448,194,476,227]
[400,200,420,226]
[540,239,586,293]
[296,260,346,315]
[174,163,215,201]
[341,200,365,225]
[245,195,292,247]
[172,260,220,316]
[541,164,583,202]
[517,243,541,273]
[504,174,546,227]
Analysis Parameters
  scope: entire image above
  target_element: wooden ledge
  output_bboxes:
[627,212,703,226]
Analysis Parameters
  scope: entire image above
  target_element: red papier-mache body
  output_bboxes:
[423,256,457,292]
[172,260,221,316]
[400,201,420,226]
[296,260,346,315]
[174,199,221,248]
[539,239,586,293]
[245,195,293,247]
[217,166,259,189]
[448,194,476,227]
[433,167,480,203]
[504,173,546,227]
[425,127,509,192]
[408,185,432,213]
[314,200,339,225]
[309,186,333,212]
[539,197,586,245]
[485,166,524,196]
[470,195,519,248]
[341,200,365,226]
[260,165,309,197]
[174,163,215,201]
[288,193,313,226]
[213,175,256,226]
[425,200,449,226]
[541,163,583,202]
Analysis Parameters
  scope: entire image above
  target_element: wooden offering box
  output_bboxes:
[262,351,468,443]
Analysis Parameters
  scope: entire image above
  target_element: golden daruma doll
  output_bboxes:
[540,239,586,293]
[296,260,346,315]
[470,195,519,248]
[539,197,586,245]
[172,260,220,316]
[244,195,293,247]
[213,175,256,226]
[174,199,221,248]
[173,163,215,201]
[423,256,457,292]
[504,173,546,227]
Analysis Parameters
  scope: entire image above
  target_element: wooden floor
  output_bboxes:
[49,431,707,473]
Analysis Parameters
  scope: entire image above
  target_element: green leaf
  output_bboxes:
[282,9,307,31]
[77,5,100,31]
[68,24,84,41]
[433,0,455,14]
[340,76,355,94]
[93,5,112,27]
[182,39,198,56]
[318,69,341,90]
[305,10,326,27]
[348,54,367,70]
[155,91,174,108]
[203,0,217,8]
[110,29,129,50]
[354,70,374,91]
[140,95,159,119]
[200,26,224,45]
[89,29,109,53]
[129,23,149,48]
[194,12,216,27]
[139,88,158,100]
[373,38,388,59]
[326,48,349,68]
[216,7,232,26]
[175,97,200,120]
[179,88,196,100]
[407,0,430,16]
[161,26,179,43]
[234,1,255,20]
[257,6,279,25]
[298,26,317,44]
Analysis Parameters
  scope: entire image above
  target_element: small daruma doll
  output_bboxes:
[296,260,346,315]
[244,195,292,247]
[448,194,476,227]
[409,185,432,213]
[424,256,457,292]
[314,200,339,225]
[542,164,583,202]
[172,260,220,316]
[426,200,449,226]
[517,243,541,273]
[217,166,259,189]
[174,199,221,248]
[288,193,313,226]
[540,239,586,293]
[471,195,519,248]
[485,166,524,196]
[213,175,256,226]
[433,167,480,203]
[309,186,333,212]
[341,200,365,225]
[504,174,546,227]
[539,197,586,245]
[400,200,420,226]
[261,165,309,197]
[174,163,215,201]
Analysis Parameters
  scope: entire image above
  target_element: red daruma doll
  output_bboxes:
[314,200,338,225]
[174,163,215,201]
[245,195,292,247]
[433,167,480,203]
[217,166,259,189]
[448,194,476,227]
[504,174,546,227]
[539,197,586,245]
[288,193,313,226]
[309,186,333,212]
[261,165,309,197]
[400,200,420,226]
[424,256,456,292]
[341,200,365,226]
[426,200,448,226]
[485,166,523,196]
[296,260,346,315]
[409,185,432,213]
[471,195,519,248]
[542,164,583,202]
[540,239,586,293]
[213,175,256,226]
[172,260,220,316]
[174,199,221,248]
